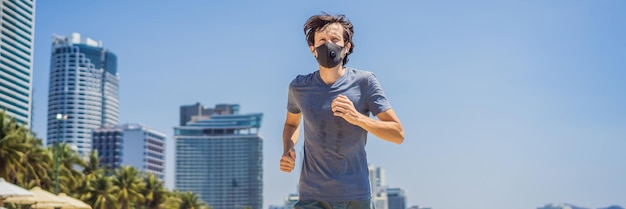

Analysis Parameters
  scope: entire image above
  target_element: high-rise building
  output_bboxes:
[175,103,262,209]
[0,0,36,127]
[46,33,119,156]
[387,188,407,209]
[369,164,388,209]
[92,124,166,180]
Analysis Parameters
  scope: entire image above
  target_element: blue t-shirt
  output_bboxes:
[287,68,392,201]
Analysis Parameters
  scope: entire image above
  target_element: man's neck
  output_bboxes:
[319,65,345,85]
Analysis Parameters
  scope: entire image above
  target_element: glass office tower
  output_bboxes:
[175,104,262,209]
[0,0,36,127]
[46,33,119,156]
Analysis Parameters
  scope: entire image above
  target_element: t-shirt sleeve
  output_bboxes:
[287,82,301,114]
[366,73,392,116]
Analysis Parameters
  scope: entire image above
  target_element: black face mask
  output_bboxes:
[315,42,344,68]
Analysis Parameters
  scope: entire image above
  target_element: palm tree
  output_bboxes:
[0,111,29,183]
[47,143,86,194]
[19,138,52,189]
[81,150,103,188]
[83,149,103,177]
[160,190,182,209]
[140,173,168,209]
[80,173,119,209]
[113,166,146,209]
[178,191,209,209]
[78,150,104,199]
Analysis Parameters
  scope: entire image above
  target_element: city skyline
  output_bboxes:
[29,1,626,209]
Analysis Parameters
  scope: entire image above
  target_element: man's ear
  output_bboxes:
[310,45,317,57]
[344,42,352,55]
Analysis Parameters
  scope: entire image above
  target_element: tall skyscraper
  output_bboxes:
[369,164,388,209]
[387,188,407,209]
[46,33,119,156]
[0,0,36,127]
[175,103,262,209]
[92,124,166,180]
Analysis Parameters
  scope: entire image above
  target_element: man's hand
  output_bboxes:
[280,148,296,173]
[331,94,362,125]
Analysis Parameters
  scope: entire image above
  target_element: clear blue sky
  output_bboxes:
[31,1,626,209]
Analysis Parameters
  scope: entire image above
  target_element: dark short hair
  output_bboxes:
[304,13,354,66]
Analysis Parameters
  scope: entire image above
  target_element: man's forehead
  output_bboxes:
[317,23,343,35]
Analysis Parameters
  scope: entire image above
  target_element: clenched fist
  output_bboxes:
[280,148,296,173]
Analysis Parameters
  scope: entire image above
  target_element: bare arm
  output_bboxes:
[355,109,404,144]
[280,111,302,173]
[332,95,404,144]
[282,111,302,152]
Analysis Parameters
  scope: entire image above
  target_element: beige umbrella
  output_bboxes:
[35,193,91,209]
[58,193,91,209]
[0,178,33,207]
[4,187,67,208]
